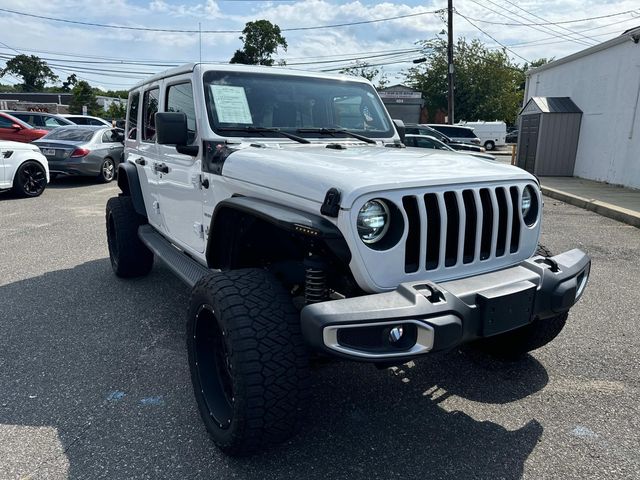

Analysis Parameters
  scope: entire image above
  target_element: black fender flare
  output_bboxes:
[206,196,351,267]
[117,162,147,218]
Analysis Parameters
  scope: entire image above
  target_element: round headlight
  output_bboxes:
[521,186,532,217]
[357,199,390,244]
[521,185,539,226]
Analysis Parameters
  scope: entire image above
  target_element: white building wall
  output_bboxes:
[526,38,640,189]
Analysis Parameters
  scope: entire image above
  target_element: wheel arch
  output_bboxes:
[117,162,147,218]
[10,155,49,185]
[206,197,351,270]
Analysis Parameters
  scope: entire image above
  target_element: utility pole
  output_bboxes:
[447,0,455,124]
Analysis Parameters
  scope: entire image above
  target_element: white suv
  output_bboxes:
[0,140,49,197]
[105,63,590,456]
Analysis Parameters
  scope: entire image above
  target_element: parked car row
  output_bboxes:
[0,111,125,198]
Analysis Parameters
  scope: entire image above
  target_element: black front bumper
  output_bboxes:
[301,249,590,361]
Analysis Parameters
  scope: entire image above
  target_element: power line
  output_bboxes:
[499,0,597,45]
[0,7,440,33]
[455,10,531,63]
[465,0,593,48]
[457,8,639,27]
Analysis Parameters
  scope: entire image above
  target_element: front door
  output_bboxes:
[156,81,206,254]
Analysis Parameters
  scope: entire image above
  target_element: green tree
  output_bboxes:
[230,20,287,66]
[340,61,389,90]
[404,38,526,124]
[69,80,101,115]
[62,74,78,92]
[0,54,58,92]
[105,101,126,120]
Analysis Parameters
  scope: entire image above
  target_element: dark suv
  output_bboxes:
[6,111,74,130]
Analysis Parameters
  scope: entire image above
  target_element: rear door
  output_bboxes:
[125,88,164,231]
[156,79,205,253]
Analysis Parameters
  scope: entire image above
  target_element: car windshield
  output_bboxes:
[203,71,394,139]
[42,128,97,142]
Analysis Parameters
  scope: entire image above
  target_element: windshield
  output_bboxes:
[42,128,97,142]
[203,71,394,139]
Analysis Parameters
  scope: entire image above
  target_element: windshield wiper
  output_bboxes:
[217,126,310,144]
[296,128,377,144]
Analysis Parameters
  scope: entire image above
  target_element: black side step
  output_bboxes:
[138,225,213,287]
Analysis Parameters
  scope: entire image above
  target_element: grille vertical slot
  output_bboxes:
[403,196,420,273]
[424,193,440,270]
[444,191,459,267]
[509,186,521,253]
[462,190,477,264]
[495,187,508,257]
[479,189,493,260]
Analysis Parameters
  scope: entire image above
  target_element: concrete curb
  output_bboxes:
[541,185,640,228]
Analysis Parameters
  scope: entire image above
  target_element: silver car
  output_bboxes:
[33,126,124,182]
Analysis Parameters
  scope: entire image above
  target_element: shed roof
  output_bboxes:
[520,97,582,115]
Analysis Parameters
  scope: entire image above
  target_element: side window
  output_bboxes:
[102,130,119,143]
[0,116,14,128]
[166,82,197,144]
[142,88,159,142]
[45,116,65,127]
[404,137,415,147]
[416,138,435,149]
[126,91,140,140]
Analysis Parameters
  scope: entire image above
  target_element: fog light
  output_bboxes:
[389,326,404,343]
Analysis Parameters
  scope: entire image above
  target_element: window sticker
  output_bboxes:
[210,85,253,124]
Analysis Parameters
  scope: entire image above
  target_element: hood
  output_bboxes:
[222,142,535,207]
[0,140,41,152]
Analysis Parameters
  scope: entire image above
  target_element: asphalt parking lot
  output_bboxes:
[1,178,639,479]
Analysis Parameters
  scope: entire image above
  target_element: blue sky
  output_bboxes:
[0,0,638,90]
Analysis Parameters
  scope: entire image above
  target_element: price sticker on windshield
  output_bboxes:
[210,85,253,124]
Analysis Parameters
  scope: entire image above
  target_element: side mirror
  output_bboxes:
[155,112,199,156]
[11,123,22,130]
[392,119,406,144]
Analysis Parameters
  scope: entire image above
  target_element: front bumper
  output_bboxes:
[301,249,590,361]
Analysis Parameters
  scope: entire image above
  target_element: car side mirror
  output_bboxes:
[155,112,199,156]
[392,119,406,144]
[11,123,22,130]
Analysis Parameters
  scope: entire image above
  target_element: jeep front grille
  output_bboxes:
[401,186,523,274]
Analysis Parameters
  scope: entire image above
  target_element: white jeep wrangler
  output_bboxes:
[106,64,590,456]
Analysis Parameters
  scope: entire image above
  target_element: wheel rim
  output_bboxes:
[102,159,115,181]
[194,304,234,429]
[19,163,46,195]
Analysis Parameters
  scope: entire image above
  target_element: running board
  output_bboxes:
[138,225,212,288]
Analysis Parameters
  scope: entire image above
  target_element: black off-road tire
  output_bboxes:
[475,244,568,358]
[187,268,310,456]
[13,160,47,197]
[105,196,153,278]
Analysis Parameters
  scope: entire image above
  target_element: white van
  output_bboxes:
[457,121,506,151]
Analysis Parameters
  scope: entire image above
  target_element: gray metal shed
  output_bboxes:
[516,97,582,176]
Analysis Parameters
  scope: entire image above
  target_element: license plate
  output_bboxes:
[42,148,56,156]
[477,281,536,337]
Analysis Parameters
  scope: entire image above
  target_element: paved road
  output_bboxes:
[1,178,638,479]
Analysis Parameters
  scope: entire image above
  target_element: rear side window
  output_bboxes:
[166,82,197,144]
[455,128,477,138]
[74,117,89,125]
[0,115,14,128]
[142,88,159,142]
[127,91,140,140]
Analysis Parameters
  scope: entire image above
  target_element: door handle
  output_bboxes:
[135,157,146,166]
[154,163,170,174]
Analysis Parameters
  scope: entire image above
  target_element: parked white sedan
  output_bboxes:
[0,140,49,197]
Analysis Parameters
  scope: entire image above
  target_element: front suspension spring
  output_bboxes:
[305,267,328,304]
